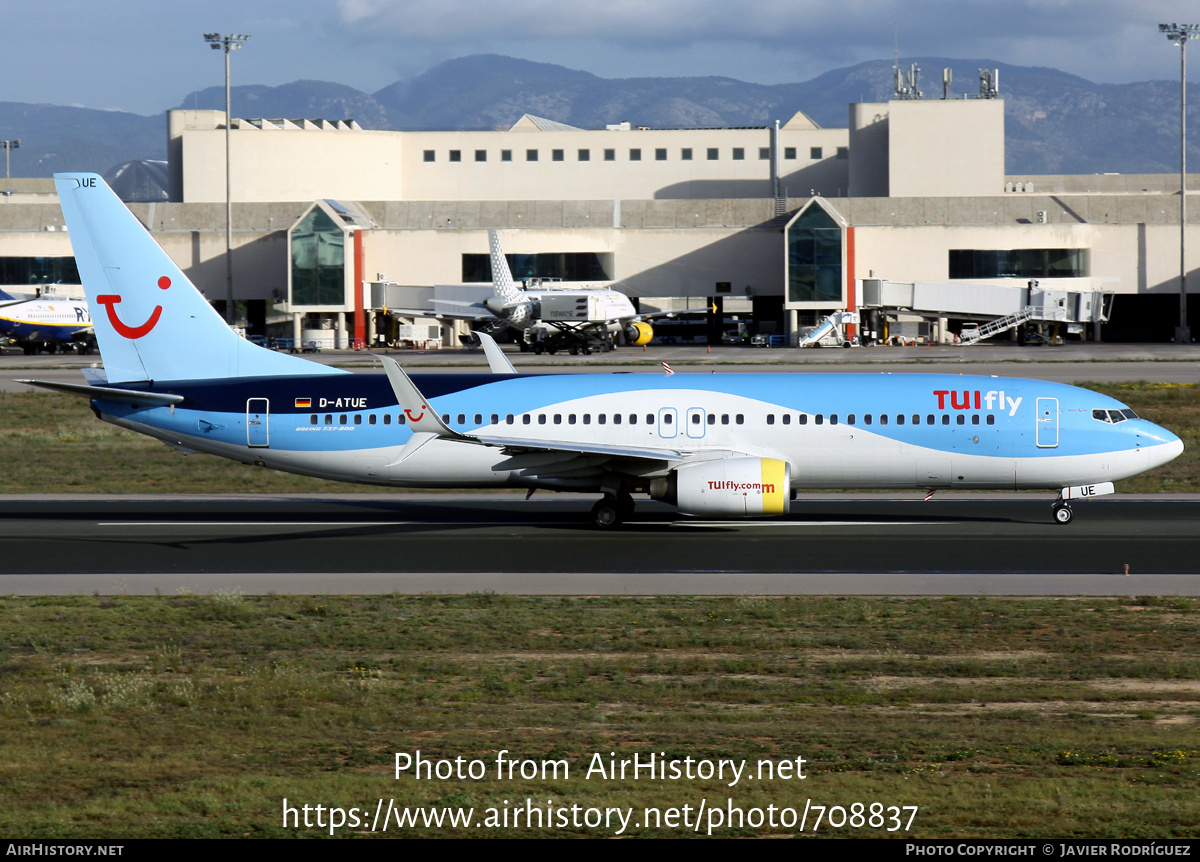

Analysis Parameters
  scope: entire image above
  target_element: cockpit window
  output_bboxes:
[1092,408,1139,424]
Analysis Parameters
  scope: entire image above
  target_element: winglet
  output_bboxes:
[476,331,517,374]
[378,355,473,439]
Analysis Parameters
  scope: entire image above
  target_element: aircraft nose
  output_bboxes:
[1141,422,1184,470]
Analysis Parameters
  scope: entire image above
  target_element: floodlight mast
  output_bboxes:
[203,33,251,325]
[0,140,19,180]
[1161,23,1200,342]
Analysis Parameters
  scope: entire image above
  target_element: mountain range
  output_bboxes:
[2,54,1195,180]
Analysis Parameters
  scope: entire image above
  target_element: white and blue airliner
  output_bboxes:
[26,173,1184,528]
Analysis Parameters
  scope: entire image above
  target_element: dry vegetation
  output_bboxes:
[0,595,1197,837]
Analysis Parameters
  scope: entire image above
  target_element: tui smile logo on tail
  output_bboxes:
[96,276,171,339]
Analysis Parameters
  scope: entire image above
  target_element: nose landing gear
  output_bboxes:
[1052,500,1073,525]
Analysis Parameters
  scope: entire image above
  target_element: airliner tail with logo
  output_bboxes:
[24,173,1183,528]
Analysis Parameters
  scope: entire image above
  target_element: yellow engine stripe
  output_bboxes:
[760,458,787,515]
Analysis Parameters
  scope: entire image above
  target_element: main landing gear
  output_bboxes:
[590,493,635,529]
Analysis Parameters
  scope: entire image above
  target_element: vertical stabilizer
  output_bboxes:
[488,229,523,304]
[53,173,344,383]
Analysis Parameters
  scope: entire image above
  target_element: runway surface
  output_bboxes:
[1,494,1198,596]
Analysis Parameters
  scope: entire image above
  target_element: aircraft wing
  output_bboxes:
[378,356,732,465]
[469,433,724,463]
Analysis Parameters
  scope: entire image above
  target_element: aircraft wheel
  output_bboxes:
[591,498,622,530]
[1052,503,1073,525]
[21,344,34,355]
[547,348,557,355]
[583,345,592,355]
[534,344,544,355]
[569,345,579,355]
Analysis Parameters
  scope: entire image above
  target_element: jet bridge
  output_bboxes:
[859,279,1109,343]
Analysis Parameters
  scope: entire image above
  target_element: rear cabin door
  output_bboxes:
[247,398,270,448]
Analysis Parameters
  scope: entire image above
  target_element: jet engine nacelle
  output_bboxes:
[624,321,654,346]
[652,457,791,517]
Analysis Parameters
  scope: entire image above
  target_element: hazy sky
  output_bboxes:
[5,0,1193,115]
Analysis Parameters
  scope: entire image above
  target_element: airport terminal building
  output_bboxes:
[2,83,1197,345]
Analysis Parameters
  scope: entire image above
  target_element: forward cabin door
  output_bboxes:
[247,398,270,448]
[1035,397,1058,448]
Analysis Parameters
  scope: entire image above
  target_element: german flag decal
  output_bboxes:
[294,398,312,408]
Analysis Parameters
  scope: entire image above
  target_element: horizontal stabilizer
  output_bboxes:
[18,379,184,405]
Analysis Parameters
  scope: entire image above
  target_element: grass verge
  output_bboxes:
[0,594,1197,838]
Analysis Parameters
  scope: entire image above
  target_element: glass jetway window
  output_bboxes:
[291,208,346,306]
[787,207,842,303]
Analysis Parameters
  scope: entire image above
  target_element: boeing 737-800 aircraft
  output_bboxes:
[26,174,1183,528]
